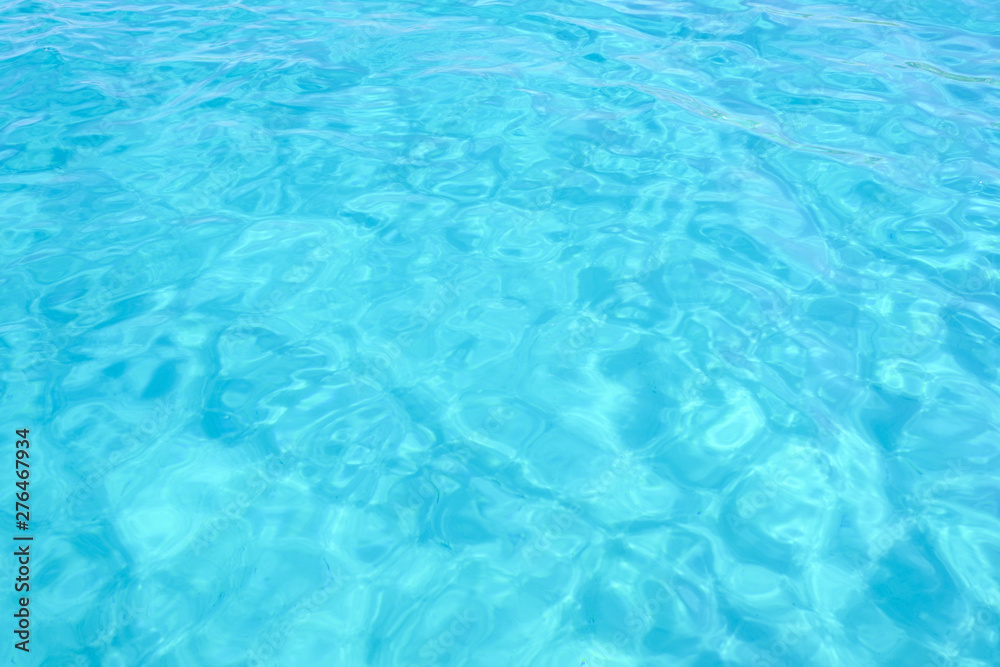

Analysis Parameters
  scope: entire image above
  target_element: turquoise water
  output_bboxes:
[3,0,1000,664]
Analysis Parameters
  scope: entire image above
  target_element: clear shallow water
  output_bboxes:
[2,0,1000,664]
